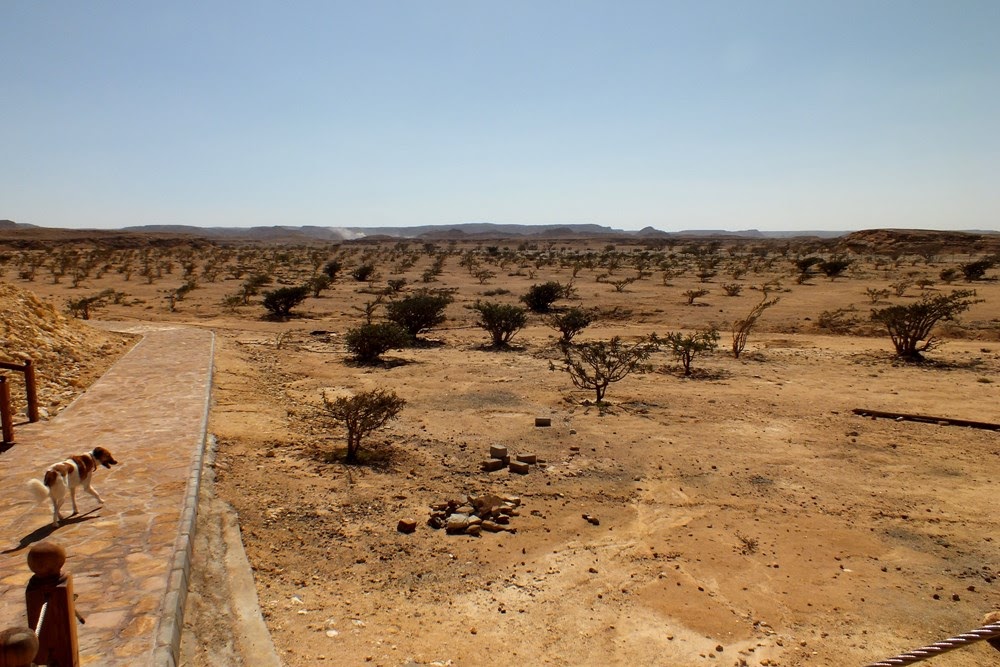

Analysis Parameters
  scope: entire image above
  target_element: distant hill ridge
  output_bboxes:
[4,220,998,246]
[115,222,847,241]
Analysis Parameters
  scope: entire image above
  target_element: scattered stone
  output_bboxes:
[446,514,470,534]
[509,461,530,474]
[490,445,509,460]
[396,518,417,534]
[515,453,537,464]
[582,514,600,526]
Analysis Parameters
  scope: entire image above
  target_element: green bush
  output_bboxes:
[521,281,564,313]
[384,290,453,341]
[870,290,980,360]
[473,301,527,348]
[351,263,377,282]
[547,307,593,344]
[262,285,309,320]
[344,322,409,363]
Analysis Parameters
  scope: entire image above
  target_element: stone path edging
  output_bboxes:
[152,331,215,667]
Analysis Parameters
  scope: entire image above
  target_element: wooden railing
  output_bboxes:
[0,542,79,667]
[0,359,40,445]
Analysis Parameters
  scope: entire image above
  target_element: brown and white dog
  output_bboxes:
[27,447,118,527]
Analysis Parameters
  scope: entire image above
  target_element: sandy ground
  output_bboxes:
[4,236,999,666]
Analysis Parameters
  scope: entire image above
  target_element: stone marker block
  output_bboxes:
[515,453,537,464]
[508,461,530,474]
[481,458,505,472]
[397,518,417,534]
[535,417,552,427]
[489,445,509,459]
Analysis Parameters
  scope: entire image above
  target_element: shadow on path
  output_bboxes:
[1,509,102,555]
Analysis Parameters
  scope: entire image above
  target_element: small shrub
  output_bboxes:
[961,259,993,282]
[870,289,981,360]
[889,279,912,297]
[865,287,891,304]
[384,290,453,341]
[66,289,115,320]
[721,283,743,297]
[521,281,564,313]
[352,263,377,282]
[819,256,852,280]
[344,322,409,363]
[473,301,527,348]
[561,335,659,403]
[324,388,405,464]
[731,296,779,358]
[306,274,332,297]
[547,307,593,344]
[939,267,958,284]
[683,288,709,305]
[322,259,342,280]
[261,285,310,320]
[665,329,719,376]
[818,307,859,334]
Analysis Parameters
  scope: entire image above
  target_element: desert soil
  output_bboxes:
[2,235,998,666]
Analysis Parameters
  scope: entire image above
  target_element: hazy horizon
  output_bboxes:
[3,2,998,233]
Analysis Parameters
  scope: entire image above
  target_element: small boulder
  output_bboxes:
[397,518,417,534]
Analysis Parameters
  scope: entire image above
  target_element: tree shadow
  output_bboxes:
[2,509,102,555]
[342,357,414,370]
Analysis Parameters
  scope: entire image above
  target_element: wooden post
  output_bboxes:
[24,542,79,667]
[0,377,13,445]
[0,627,38,667]
[23,360,38,423]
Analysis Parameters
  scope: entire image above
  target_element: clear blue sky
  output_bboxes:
[2,1,998,232]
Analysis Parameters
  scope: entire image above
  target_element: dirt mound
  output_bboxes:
[0,282,134,418]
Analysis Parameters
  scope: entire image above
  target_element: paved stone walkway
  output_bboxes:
[0,323,214,666]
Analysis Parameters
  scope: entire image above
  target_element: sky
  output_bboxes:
[2,1,999,232]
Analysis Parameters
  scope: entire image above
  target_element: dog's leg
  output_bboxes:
[69,483,79,516]
[82,478,104,505]
[50,479,67,527]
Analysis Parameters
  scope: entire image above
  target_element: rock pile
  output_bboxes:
[0,283,133,417]
[481,445,539,475]
[427,493,521,536]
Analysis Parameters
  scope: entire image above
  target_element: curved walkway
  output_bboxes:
[0,323,213,666]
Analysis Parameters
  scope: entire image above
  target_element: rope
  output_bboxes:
[33,599,49,637]
[864,622,1000,666]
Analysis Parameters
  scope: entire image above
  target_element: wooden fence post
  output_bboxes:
[0,627,38,667]
[25,542,79,667]
[0,377,13,445]
[23,360,39,424]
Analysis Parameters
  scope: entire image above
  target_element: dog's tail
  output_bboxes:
[27,478,49,504]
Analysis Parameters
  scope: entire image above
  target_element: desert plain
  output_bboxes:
[1,228,998,666]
